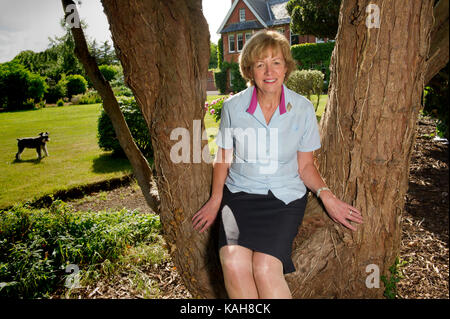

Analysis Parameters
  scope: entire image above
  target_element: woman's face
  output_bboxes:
[252,47,287,94]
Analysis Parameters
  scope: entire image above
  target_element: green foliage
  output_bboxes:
[422,63,449,139]
[77,91,103,105]
[99,65,119,82]
[90,40,119,66]
[0,202,161,298]
[45,77,67,103]
[286,0,340,39]
[205,95,229,122]
[97,97,153,159]
[285,69,324,109]
[214,70,228,94]
[65,74,88,98]
[291,42,334,89]
[217,38,224,70]
[0,61,48,110]
[56,99,64,107]
[381,257,409,299]
[209,42,218,69]
[214,61,247,94]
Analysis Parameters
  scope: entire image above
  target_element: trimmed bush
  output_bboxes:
[286,69,324,109]
[291,42,334,91]
[97,96,153,159]
[65,74,88,98]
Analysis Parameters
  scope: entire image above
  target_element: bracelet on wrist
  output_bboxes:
[316,187,331,199]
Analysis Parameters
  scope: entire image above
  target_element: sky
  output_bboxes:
[0,0,231,63]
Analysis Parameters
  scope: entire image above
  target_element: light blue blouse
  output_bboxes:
[215,84,321,205]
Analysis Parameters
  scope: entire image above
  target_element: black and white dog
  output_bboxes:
[16,132,50,160]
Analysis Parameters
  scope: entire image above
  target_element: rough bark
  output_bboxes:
[100,0,225,298]
[425,0,449,85]
[93,0,436,299]
[286,0,435,298]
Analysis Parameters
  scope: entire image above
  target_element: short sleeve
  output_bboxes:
[298,102,321,152]
[215,101,233,149]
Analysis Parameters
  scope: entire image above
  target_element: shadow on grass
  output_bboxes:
[92,152,132,174]
[12,157,46,165]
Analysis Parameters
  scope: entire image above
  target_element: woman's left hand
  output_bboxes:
[320,191,363,231]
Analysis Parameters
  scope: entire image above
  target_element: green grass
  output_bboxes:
[0,104,132,208]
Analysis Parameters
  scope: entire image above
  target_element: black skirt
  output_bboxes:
[218,185,307,274]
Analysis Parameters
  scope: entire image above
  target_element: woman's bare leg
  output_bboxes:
[219,245,259,298]
[252,252,292,299]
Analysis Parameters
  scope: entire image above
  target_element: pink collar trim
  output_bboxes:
[246,85,287,115]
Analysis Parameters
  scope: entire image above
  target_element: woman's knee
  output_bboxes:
[252,252,284,284]
[219,245,253,276]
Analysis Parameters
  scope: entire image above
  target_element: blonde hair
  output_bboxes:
[239,30,296,87]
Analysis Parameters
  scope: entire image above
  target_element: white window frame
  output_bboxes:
[315,37,325,43]
[245,32,252,43]
[239,8,245,22]
[237,33,244,52]
[228,34,235,53]
[277,28,285,35]
[229,71,234,87]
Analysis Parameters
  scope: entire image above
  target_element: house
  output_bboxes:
[217,0,329,66]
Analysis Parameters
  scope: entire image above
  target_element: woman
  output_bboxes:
[192,30,363,299]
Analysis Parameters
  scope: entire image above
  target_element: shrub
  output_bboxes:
[45,77,67,104]
[113,85,133,97]
[99,64,119,82]
[217,38,224,70]
[291,42,334,91]
[65,74,88,98]
[205,95,229,122]
[422,63,449,139]
[214,61,246,94]
[0,202,162,298]
[286,69,324,109]
[0,61,48,110]
[77,91,103,105]
[97,97,153,159]
[56,99,64,107]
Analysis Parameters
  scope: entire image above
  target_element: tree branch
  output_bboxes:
[60,0,160,213]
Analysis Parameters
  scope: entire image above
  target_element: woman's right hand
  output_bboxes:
[192,197,222,233]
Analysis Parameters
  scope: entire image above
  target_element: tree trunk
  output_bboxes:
[100,0,226,298]
[99,0,435,298]
[425,0,449,85]
[286,0,434,298]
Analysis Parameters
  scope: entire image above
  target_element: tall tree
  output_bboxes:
[65,0,447,298]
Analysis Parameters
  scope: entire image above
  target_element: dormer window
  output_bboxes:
[239,9,245,22]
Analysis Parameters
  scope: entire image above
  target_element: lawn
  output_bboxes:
[0,93,328,208]
[0,104,131,208]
